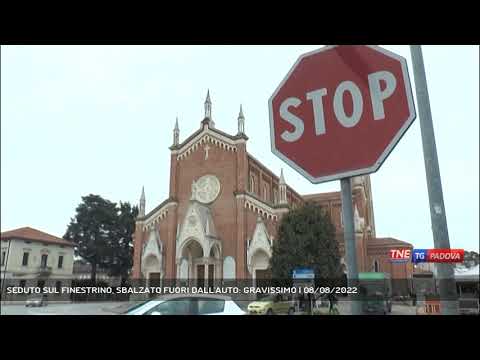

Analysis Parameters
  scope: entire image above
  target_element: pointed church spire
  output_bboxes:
[173,117,180,146]
[139,186,146,217]
[279,169,287,205]
[206,89,211,104]
[237,104,245,134]
[204,89,212,119]
[204,90,215,128]
[279,168,285,185]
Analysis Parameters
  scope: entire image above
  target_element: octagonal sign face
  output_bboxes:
[269,45,416,184]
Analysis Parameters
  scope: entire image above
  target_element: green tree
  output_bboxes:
[270,201,342,283]
[106,202,138,286]
[64,194,137,282]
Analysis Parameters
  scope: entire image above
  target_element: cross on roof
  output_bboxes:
[204,144,210,160]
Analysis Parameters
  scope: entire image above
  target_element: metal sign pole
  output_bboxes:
[409,45,458,315]
[341,177,362,315]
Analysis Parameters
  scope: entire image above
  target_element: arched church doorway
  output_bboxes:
[179,238,222,287]
[144,255,161,297]
[251,249,271,287]
[181,239,204,287]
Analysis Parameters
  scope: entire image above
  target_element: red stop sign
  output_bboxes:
[269,45,416,184]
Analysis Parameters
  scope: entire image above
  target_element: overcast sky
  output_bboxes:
[1,45,478,252]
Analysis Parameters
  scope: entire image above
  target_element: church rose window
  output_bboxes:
[195,175,221,204]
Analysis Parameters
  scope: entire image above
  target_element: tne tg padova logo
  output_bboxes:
[389,248,464,263]
[412,249,464,263]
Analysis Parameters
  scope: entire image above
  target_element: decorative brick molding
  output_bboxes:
[177,134,237,161]
[236,193,283,221]
[139,201,177,231]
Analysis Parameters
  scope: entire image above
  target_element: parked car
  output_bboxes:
[26,294,48,307]
[247,294,295,315]
[358,272,392,315]
[124,294,246,315]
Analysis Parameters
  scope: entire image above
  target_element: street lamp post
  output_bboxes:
[409,45,458,315]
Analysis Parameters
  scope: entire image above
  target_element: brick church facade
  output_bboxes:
[132,93,413,293]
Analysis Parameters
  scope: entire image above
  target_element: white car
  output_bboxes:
[124,294,246,315]
[26,295,48,307]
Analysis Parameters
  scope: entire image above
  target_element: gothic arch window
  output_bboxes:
[263,184,268,202]
[374,259,380,272]
[273,189,278,204]
[250,175,255,193]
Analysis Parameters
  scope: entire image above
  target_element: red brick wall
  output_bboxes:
[367,251,413,279]
[163,212,176,278]
[132,223,144,278]
[173,141,239,261]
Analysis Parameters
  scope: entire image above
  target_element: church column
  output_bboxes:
[169,153,178,199]
[259,167,264,200]
[188,253,194,285]
[252,267,256,288]
[204,258,209,286]
[167,117,180,281]
[176,260,180,282]
[270,176,274,204]
[279,169,287,205]
[219,258,222,277]
[235,140,248,279]
[165,203,178,279]
[169,117,180,200]
[133,186,147,280]
[236,142,248,193]
[132,221,145,279]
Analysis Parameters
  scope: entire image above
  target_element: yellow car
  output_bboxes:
[247,294,295,315]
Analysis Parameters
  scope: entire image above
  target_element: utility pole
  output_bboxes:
[410,45,458,315]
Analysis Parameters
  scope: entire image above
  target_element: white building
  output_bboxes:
[1,227,74,294]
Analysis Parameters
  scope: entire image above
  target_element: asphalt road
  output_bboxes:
[0,302,126,315]
[334,301,417,315]
[1,301,417,315]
